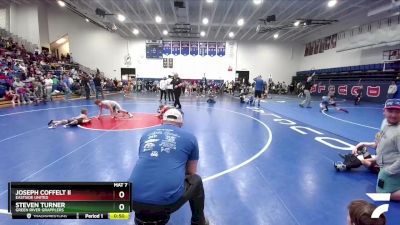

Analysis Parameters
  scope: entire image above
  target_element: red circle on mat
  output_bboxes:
[80,113,162,131]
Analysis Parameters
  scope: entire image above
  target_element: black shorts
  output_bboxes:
[254,90,262,98]
[67,118,84,126]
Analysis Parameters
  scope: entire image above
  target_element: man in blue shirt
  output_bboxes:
[130,109,208,225]
[254,75,264,107]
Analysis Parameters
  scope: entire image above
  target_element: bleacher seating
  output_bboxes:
[296,62,398,77]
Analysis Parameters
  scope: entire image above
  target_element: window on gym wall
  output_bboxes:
[50,34,69,61]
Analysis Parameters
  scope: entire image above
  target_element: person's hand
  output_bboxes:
[352,143,364,155]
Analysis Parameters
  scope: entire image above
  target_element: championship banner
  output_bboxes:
[190,41,199,56]
[180,41,189,56]
[199,42,207,56]
[171,41,180,56]
[163,41,171,55]
[208,42,217,57]
[163,58,168,68]
[313,41,319,55]
[324,36,331,50]
[168,58,173,68]
[331,34,337,48]
[217,42,226,57]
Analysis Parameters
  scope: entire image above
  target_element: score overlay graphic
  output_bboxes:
[8,182,131,219]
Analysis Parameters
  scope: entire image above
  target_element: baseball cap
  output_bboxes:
[163,108,183,123]
[384,99,400,110]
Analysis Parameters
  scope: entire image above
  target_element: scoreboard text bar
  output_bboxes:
[8,182,131,220]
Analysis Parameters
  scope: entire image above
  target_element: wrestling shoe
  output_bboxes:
[48,120,54,126]
[334,161,347,172]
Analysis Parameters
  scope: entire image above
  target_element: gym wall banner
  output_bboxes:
[199,42,208,56]
[181,41,190,56]
[171,41,181,56]
[310,81,389,103]
[190,41,199,56]
[163,41,171,55]
[208,42,217,57]
[217,42,226,57]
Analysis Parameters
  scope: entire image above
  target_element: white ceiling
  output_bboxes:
[2,0,393,42]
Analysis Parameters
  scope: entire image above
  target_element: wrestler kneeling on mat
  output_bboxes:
[130,109,208,225]
[94,99,133,118]
[48,108,91,129]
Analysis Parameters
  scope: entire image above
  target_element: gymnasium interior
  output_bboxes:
[0,0,400,225]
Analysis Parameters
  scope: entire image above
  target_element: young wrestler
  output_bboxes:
[320,95,348,113]
[155,104,172,119]
[48,108,91,128]
[95,99,133,118]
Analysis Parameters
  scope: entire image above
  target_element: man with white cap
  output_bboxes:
[130,109,208,225]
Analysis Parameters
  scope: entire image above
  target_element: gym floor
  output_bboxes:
[0,93,398,225]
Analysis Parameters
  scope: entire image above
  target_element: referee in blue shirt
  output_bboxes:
[254,75,264,107]
[130,109,208,225]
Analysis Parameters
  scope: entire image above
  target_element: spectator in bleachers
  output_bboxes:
[5,88,20,106]
[33,77,44,101]
[44,74,53,102]
[13,78,30,104]
[61,75,71,101]
[52,75,59,92]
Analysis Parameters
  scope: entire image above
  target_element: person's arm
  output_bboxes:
[352,142,377,155]
[98,105,103,117]
[186,137,200,175]
[186,160,198,175]
[108,104,114,116]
